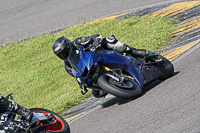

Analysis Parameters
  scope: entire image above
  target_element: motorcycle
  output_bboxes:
[0,93,70,133]
[68,44,174,99]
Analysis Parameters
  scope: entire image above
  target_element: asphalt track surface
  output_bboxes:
[69,45,200,133]
[0,0,182,45]
[1,0,199,133]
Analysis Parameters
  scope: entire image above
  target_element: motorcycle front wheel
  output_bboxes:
[30,108,70,133]
[97,75,142,99]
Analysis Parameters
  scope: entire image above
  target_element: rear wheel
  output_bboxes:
[153,56,174,80]
[97,75,142,99]
[30,108,70,133]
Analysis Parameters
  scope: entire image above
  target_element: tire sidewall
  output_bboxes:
[97,75,142,99]
[154,56,174,80]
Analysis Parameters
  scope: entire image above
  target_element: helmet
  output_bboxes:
[52,36,71,60]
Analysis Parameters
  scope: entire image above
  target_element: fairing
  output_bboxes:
[67,46,159,87]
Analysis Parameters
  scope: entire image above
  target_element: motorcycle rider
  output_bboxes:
[52,34,151,98]
[0,94,33,122]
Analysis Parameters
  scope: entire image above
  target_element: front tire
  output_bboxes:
[97,75,142,99]
[30,108,70,133]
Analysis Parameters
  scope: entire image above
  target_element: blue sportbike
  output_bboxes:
[68,44,174,99]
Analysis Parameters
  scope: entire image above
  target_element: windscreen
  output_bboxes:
[67,50,80,71]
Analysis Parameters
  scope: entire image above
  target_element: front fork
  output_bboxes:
[78,65,117,95]
[101,65,126,83]
[79,65,131,95]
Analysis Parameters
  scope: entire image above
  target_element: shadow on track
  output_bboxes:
[101,71,180,108]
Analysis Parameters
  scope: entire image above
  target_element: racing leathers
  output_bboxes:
[0,94,33,121]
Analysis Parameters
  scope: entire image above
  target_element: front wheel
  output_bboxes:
[97,75,142,99]
[30,108,70,133]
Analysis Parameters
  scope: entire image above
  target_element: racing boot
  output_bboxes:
[9,101,33,122]
[124,45,149,58]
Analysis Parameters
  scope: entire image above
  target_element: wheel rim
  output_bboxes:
[32,110,65,132]
[108,77,136,90]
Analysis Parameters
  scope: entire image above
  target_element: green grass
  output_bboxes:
[0,16,178,114]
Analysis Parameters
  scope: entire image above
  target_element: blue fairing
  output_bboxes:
[96,51,143,86]
[68,46,159,87]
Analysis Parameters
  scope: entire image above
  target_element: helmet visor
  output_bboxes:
[56,48,69,60]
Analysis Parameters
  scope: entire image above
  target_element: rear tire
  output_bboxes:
[30,108,70,133]
[153,56,174,80]
[97,75,142,99]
